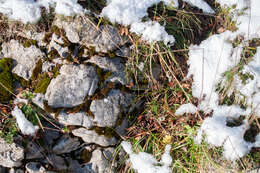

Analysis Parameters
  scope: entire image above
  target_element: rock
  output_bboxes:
[42,62,55,73]
[46,154,67,171]
[83,149,114,173]
[42,127,60,147]
[57,111,93,129]
[25,142,44,159]
[1,40,45,80]
[48,34,69,58]
[20,30,46,47]
[115,118,128,136]
[67,158,86,173]
[0,138,24,168]
[72,128,117,147]
[45,64,99,108]
[0,165,8,173]
[54,15,124,53]
[52,135,80,154]
[32,93,45,109]
[25,162,46,173]
[86,55,127,85]
[9,169,24,173]
[90,89,132,127]
[115,46,131,57]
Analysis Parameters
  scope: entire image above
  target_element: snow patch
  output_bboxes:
[130,21,175,45]
[12,106,39,136]
[121,141,172,173]
[175,103,197,115]
[0,0,84,23]
[182,0,214,14]
[101,0,177,45]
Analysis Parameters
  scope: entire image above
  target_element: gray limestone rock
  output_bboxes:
[0,138,24,168]
[83,149,114,173]
[48,34,69,58]
[25,162,46,173]
[52,136,80,154]
[32,93,45,109]
[47,154,67,171]
[1,39,45,80]
[90,89,132,127]
[72,128,117,147]
[25,142,44,160]
[57,111,93,129]
[86,55,127,85]
[45,64,98,108]
[54,15,124,53]
[42,62,55,73]
[0,166,8,173]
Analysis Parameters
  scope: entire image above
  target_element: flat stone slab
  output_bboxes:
[72,128,117,147]
[45,64,98,108]
[57,111,93,129]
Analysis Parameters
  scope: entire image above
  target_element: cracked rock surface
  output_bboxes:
[1,40,45,80]
[54,15,125,53]
[45,64,99,108]
[0,138,24,168]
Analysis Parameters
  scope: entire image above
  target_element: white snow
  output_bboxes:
[11,106,39,136]
[182,0,214,14]
[0,0,84,23]
[187,31,240,112]
[121,141,172,173]
[175,103,197,115]
[185,0,260,161]
[101,0,177,45]
[130,21,175,45]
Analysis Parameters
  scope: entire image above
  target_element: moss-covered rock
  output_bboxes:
[0,58,14,101]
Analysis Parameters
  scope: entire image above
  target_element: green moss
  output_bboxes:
[48,49,60,60]
[12,73,29,88]
[80,149,92,163]
[43,32,53,44]
[34,77,51,94]
[91,126,119,139]
[0,58,14,102]
[23,39,37,48]
[43,100,62,114]
[31,59,43,81]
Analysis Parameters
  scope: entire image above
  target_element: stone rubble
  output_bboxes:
[0,12,133,173]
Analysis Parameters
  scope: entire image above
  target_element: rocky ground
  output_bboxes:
[0,12,135,173]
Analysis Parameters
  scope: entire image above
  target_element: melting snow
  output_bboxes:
[12,106,39,136]
[0,0,85,23]
[182,0,214,14]
[101,0,178,45]
[175,103,197,115]
[186,0,260,160]
[121,141,172,173]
